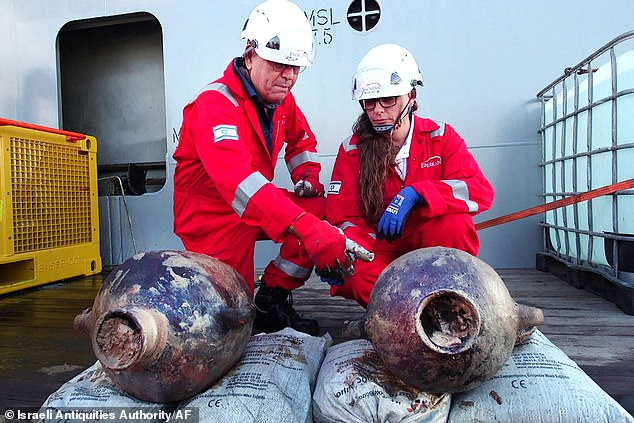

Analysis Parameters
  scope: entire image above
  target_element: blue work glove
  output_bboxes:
[315,267,345,287]
[377,186,423,242]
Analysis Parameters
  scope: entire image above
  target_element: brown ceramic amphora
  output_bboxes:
[366,246,544,393]
[74,250,255,403]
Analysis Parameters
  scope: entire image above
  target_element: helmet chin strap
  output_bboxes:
[372,100,413,134]
[372,123,395,134]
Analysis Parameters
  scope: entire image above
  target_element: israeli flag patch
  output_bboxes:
[328,181,342,194]
[213,125,239,142]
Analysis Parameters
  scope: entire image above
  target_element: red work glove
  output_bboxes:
[291,213,350,271]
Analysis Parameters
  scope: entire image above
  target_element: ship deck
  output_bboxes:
[0,267,633,416]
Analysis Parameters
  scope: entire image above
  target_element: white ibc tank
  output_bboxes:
[542,49,634,266]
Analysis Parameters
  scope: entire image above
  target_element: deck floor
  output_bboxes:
[0,268,633,416]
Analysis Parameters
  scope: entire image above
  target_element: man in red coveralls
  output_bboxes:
[322,43,495,308]
[173,0,371,336]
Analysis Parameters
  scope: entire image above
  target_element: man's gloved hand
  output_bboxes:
[294,176,324,198]
[316,235,375,287]
[291,213,351,272]
[377,186,423,242]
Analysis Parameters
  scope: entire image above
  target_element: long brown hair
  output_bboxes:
[355,100,418,225]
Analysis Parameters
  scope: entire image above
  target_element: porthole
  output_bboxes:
[347,0,381,33]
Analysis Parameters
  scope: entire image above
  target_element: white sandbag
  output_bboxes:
[36,361,173,423]
[176,327,331,423]
[448,330,634,423]
[312,339,451,423]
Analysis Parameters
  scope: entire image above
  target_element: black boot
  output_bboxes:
[253,279,320,336]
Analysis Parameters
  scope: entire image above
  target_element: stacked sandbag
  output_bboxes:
[37,328,329,423]
[175,327,331,423]
[448,330,634,423]
[36,361,173,423]
[312,340,451,423]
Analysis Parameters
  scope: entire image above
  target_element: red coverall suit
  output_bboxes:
[173,59,324,292]
[326,116,495,307]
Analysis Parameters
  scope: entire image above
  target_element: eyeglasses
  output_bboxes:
[360,96,398,111]
[266,60,302,75]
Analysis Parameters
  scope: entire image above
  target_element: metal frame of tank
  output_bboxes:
[536,30,634,314]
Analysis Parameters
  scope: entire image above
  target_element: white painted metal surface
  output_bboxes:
[1,0,633,268]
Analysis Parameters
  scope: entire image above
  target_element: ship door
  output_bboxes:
[57,13,166,195]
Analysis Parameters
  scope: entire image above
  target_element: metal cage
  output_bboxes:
[536,31,634,313]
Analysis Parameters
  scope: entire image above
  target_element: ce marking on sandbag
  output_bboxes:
[511,379,528,389]
[208,399,222,407]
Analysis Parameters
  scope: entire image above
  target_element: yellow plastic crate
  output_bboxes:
[0,120,102,294]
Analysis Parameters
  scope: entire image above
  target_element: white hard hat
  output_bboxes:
[241,0,315,67]
[352,43,423,100]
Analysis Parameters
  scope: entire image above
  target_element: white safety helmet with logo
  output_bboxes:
[352,43,423,101]
[241,0,315,67]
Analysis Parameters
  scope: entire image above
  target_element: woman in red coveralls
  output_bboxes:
[323,43,495,308]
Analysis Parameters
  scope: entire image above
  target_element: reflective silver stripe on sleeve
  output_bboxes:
[273,256,313,279]
[232,172,269,217]
[341,221,355,231]
[430,121,446,138]
[442,179,479,212]
[341,221,376,239]
[207,83,238,107]
[342,135,357,152]
[287,151,320,173]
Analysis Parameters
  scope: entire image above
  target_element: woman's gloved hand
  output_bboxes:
[315,267,345,287]
[377,186,424,242]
